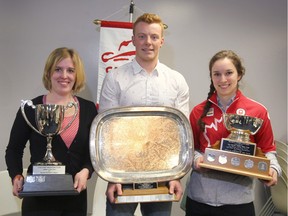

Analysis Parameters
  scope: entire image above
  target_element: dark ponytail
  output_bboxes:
[198,82,215,131]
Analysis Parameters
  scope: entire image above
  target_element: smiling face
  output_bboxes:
[50,57,76,97]
[132,21,164,66]
[211,57,241,100]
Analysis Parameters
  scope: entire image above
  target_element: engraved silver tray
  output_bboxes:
[89,106,193,183]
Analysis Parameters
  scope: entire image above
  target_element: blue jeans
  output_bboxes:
[106,199,172,216]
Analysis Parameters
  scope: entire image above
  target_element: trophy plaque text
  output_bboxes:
[199,114,272,181]
[90,107,193,203]
[19,100,79,196]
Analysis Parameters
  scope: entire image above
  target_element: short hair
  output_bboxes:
[42,47,85,93]
[133,13,164,36]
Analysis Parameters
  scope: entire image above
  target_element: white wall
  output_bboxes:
[0,0,286,215]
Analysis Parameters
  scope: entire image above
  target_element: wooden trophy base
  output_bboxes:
[116,182,177,203]
[19,174,79,197]
[199,148,272,180]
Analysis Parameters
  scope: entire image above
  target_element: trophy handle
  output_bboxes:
[21,100,43,136]
[58,101,78,134]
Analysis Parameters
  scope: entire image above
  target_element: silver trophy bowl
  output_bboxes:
[223,113,263,142]
[21,100,78,165]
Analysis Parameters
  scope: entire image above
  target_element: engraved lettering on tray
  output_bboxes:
[100,116,181,172]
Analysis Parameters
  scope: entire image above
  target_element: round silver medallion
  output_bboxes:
[244,159,254,169]
[231,157,240,166]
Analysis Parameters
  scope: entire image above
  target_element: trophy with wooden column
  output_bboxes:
[199,113,272,180]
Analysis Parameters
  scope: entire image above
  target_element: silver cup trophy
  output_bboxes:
[221,114,263,155]
[200,113,272,181]
[19,99,79,196]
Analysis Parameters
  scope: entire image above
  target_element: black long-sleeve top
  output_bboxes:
[5,95,98,181]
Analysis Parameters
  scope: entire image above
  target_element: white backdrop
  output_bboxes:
[0,0,286,215]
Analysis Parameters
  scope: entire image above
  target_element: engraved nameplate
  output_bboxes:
[221,138,256,156]
[135,183,158,190]
[33,165,66,175]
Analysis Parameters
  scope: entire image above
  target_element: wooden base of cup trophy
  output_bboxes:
[90,106,193,204]
[199,114,272,181]
[19,100,79,197]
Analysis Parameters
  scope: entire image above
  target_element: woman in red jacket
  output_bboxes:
[186,50,281,216]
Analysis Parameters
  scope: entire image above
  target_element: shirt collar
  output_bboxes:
[132,58,160,76]
[217,94,236,112]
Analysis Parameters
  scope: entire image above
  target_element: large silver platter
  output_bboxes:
[89,106,193,183]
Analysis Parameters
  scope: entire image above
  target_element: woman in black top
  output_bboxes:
[5,47,97,216]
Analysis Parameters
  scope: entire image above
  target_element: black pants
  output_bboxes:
[22,190,87,216]
[185,197,255,216]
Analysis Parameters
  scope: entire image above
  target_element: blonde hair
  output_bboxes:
[42,47,85,93]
